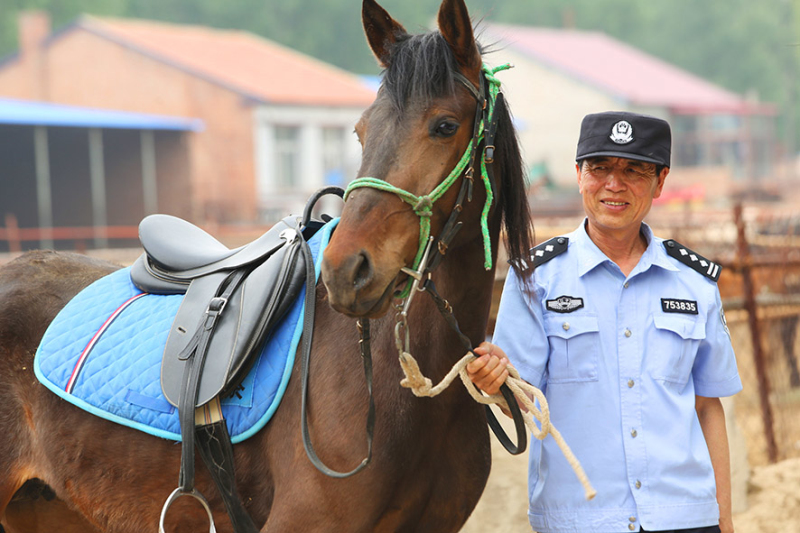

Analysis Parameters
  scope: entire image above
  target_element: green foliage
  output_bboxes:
[1,0,798,151]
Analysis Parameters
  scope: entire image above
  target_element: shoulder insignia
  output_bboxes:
[663,240,721,282]
[510,237,569,271]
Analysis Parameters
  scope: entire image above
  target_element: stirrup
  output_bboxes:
[159,487,218,533]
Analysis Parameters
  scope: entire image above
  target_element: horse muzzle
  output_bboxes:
[321,247,400,318]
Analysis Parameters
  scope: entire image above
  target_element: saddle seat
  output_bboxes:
[138,214,299,280]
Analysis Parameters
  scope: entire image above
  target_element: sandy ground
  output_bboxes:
[461,411,800,533]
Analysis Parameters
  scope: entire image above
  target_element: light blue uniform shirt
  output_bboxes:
[493,221,742,533]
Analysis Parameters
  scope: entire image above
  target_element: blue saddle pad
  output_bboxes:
[34,220,337,443]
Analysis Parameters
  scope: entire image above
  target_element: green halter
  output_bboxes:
[344,63,511,297]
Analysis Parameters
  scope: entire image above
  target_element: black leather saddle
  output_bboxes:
[131,214,308,407]
[130,186,342,533]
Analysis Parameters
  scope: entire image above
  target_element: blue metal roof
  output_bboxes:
[0,98,204,131]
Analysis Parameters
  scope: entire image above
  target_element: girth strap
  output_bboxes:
[196,419,259,532]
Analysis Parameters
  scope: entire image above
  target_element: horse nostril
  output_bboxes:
[353,251,373,290]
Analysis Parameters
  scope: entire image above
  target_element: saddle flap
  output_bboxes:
[160,238,306,408]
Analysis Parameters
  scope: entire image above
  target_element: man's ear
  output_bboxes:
[653,167,669,199]
[363,0,408,68]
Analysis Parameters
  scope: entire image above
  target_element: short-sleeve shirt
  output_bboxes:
[492,220,742,533]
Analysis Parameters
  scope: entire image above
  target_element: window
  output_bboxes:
[274,126,300,191]
[322,127,346,186]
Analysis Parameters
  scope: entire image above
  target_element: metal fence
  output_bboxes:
[653,204,800,467]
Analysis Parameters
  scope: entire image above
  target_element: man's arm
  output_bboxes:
[695,395,734,533]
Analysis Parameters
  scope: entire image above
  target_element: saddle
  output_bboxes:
[130,187,342,533]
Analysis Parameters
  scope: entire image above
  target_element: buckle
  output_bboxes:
[484,145,495,164]
[206,296,228,315]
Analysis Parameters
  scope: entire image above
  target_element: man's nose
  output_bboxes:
[605,172,626,191]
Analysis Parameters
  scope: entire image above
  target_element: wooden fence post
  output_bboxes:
[5,213,21,253]
[734,203,778,463]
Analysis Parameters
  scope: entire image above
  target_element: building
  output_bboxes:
[0,11,374,234]
[482,24,777,200]
[0,97,201,251]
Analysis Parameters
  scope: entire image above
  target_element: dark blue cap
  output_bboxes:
[576,111,671,167]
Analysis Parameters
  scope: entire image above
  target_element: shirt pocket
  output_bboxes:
[649,314,706,385]
[544,314,600,384]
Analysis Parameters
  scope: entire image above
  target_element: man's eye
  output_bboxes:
[435,121,459,137]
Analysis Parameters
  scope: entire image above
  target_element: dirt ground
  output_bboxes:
[461,414,800,533]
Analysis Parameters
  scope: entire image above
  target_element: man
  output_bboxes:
[467,111,741,533]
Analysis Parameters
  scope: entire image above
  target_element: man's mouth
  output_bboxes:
[602,200,628,206]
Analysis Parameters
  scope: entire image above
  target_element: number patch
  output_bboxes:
[661,298,698,315]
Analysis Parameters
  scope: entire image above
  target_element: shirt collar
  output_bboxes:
[572,219,680,278]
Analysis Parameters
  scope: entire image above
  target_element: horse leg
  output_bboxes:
[0,350,39,529]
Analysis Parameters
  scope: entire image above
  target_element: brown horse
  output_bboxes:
[0,0,533,531]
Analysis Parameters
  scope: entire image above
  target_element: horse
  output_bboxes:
[0,0,533,530]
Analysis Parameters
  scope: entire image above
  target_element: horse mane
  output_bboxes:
[381,32,534,276]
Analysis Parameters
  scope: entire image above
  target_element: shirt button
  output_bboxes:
[628,524,635,531]
[635,480,642,489]
[623,282,629,289]
[628,379,635,388]
[624,329,632,338]
[563,322,570,331]
[630,516,637,522]
[631,429,638,438]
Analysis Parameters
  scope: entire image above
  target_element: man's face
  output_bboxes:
[576,156,668,236]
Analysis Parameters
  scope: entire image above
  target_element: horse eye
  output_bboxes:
[435,121,459,137]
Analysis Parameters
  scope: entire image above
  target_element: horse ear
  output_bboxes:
[437,0,482,83]
[363,0,407,68]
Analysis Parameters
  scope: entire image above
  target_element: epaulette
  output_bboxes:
[510,236,568,271]
[663,239,721,282]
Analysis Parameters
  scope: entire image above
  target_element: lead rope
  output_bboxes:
[394,265,596,501]
[398,350,596,501]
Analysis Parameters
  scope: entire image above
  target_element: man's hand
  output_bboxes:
[465,342,509,396]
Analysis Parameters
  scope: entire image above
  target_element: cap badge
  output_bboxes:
[610,120,634,144]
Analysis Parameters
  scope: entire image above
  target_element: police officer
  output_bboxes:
[467,111,741,533]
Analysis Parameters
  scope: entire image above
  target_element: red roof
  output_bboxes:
[486,24,772,115]
[78,16,376,107]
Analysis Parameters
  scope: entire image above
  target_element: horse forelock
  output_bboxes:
[381,32,462,115]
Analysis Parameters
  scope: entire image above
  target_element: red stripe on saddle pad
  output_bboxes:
[65,293,147,394]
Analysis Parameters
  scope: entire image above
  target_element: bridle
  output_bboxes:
[345,63,511,293]
[301,63,528,479]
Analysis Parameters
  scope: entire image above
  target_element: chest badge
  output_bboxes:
[547,296,584,313]
[661,298,698,315]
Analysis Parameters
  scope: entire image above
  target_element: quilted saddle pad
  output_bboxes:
[34,219,336,443]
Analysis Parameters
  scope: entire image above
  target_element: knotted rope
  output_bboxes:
[398,350,597,501]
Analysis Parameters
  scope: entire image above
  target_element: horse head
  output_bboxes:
[322,0,532,318]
